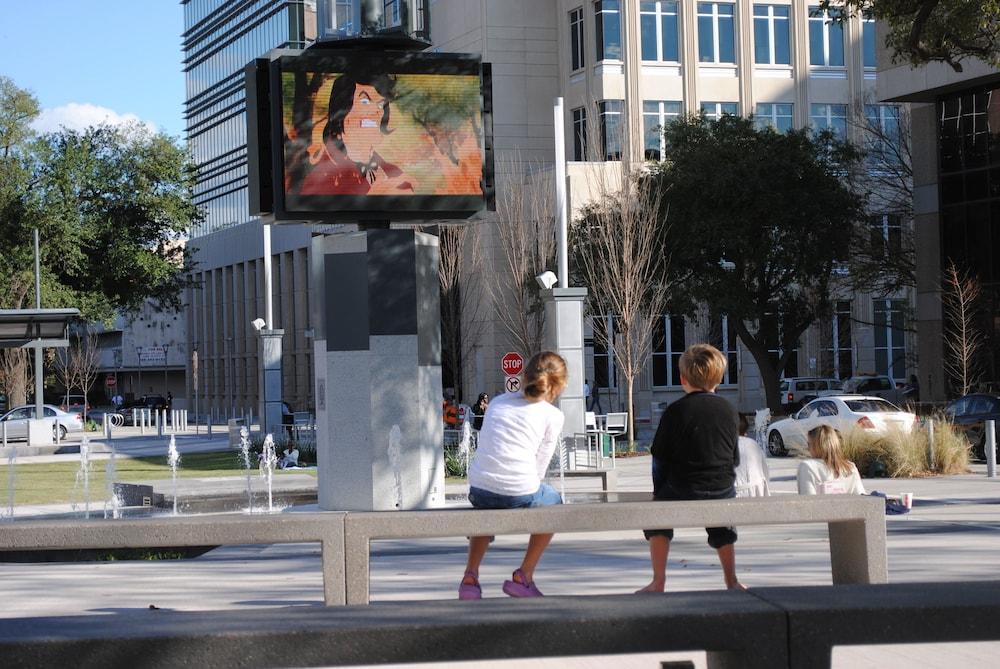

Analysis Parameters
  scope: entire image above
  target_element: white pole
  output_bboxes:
[33,229,44,421]
[263,223,274,329]
[987,419,997,479]
[553,97,569,289]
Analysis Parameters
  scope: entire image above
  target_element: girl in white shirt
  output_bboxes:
[797,424,866,495]
[459,351,567,600]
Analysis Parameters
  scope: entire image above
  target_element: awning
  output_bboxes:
[0,308,81,349]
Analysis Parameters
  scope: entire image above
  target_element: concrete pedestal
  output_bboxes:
[311,229,444,511]
[542,287,588,442]
[26,418,54,446]
[257,329,285,436]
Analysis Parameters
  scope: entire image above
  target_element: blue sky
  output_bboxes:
[1,1,186,138]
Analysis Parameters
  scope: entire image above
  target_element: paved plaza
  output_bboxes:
[2,429,999,667]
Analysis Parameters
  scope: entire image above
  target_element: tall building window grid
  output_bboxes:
[572,106,589,161]
[593,315,618,390]
[874,299,907,381]
[652,315,686,387]
[384,0,402,27]
[709,315,740,385]
[864,104,902,168]
[756,102,794,132]
[599,99,624,160]
[643,100,682,160]
[570,7,585,71]
[753,4,791,66]
[594,0,622,61]
[640,1,680,63]
[869,213,903,259]
[698,2,736,64]
[810,103,848,139]
[702,101,739,120]
[820,300,853,379]
[331,0,355,34]
[862,11,876,68]
[808,5,845,67]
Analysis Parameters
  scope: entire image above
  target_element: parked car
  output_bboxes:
[120,395,168,425]
[779,377,843,412]
[59,394,91,420]
[944,393,1000,461]
[0,404,84,440]
[766,395,917,456]
[840,375,904,405]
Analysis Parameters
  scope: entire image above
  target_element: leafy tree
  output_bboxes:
[646,115,867,411]
[822,0,1000,72]
[0,76,201,405]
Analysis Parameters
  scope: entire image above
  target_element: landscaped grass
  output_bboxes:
[0,452,315,506]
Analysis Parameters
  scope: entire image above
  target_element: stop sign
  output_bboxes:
[501,352,524,376]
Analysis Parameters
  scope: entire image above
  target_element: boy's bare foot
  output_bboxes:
[635,580,665,593]
[726,581,748,591]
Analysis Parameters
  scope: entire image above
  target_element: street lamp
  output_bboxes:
[135,346,143,397]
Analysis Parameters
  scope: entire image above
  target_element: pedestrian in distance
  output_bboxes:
[471,393,489,431]
[588,377,603,414]
[639,343,746,593]
[459,351,568,600]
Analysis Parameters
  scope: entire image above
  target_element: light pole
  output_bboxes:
[163,344,170,396]
[135,346,143,398]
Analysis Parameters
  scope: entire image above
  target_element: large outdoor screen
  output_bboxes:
[248,50,493,221]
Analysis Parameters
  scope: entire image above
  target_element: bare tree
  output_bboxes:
[942,261,984,397]
[54,330,100,421]
[438,224,486,402]
[488,154,557,358]
[573,163,671,448]
[0,349,32,408]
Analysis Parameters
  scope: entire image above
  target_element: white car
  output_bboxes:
[0,404,84,441]
[766,395,917,456]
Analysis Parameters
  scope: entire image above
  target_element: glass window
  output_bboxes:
[698,2,736,64]
[808,5,845,67]
[869,213,903,259]
[865,104,902,168]
[755,103,793,132]
[643,100,682,160]
[874,299,907,381]
[572,106,588,161]
[820,300,852,379]
[640,1,680,62]
[763,311,799,377]
[709,314,739,384]
[753,4,790,65]
[810,103,848,139]
[652,315,686,386]
[863,11,876,68]
[593,315,618,389]
[595,0,622,61]
[599,99,624,160]
[701,101,739,121]
[570,7,585,71]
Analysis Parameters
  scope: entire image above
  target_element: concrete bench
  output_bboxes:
[4,583,997,668]
[344,495,887,605]
[0,513,347,605]
[554,468,618,491]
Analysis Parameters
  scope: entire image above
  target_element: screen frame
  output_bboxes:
[262,49,494,222]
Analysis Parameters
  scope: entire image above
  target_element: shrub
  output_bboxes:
[838,419,969,477]
[445,449,468,478]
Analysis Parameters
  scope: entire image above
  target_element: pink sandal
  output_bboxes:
[458,571,482,600]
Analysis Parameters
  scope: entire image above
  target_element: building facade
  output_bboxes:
[180,0,916,424]
[879,47,1000,401]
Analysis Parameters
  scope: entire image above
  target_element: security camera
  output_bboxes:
[535,271,558,290]
[251,318,267,331]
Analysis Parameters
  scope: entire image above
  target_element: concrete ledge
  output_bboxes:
[557,468,618,491]
[344,496,887,604]
[0,513,347,605]
[0,591,788,669]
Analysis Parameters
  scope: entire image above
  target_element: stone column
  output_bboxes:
[258,329,284,435]
[542,287,588,442]
[311,229,444,511]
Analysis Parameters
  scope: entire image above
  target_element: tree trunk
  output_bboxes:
[626,376,635,452]
[732,320,784,413]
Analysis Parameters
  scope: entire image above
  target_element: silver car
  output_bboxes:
[0,404,84,441]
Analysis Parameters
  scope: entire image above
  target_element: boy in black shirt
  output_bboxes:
[638,343,745,592]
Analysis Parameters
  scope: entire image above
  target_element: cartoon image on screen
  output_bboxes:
[282,67,484,199]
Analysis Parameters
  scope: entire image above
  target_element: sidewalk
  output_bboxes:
[1,450,998,667]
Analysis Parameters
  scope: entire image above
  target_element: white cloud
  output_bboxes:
[31,103,157,134]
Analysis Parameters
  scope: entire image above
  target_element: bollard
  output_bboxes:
[927,419,935,471]
[248,407,254,431]
[207,417,213,437]
[987,419,997,478]
[2,420,6,447]
[139,408,145,435]
[157,410,164,437]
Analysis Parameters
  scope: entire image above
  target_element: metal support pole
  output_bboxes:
[157,410,163,437]
[33,229,44,421]
[553,97,568,289]
[927,419,935,471]
[264,223,274,330]
[207,416,213,437]
[987,419,997,478]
